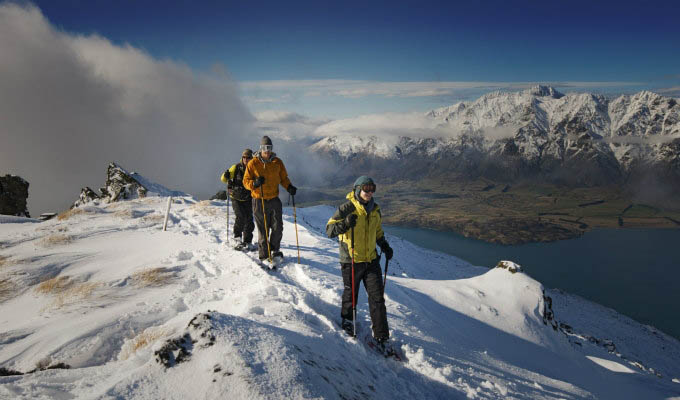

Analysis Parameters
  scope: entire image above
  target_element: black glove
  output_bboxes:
[344,213,357,229]
[226,179,233,190]
[380,241,393,260]
[287,184,297,195]
[253,176,265,188]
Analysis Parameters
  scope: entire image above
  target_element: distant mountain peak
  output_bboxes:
[527,85,564,98]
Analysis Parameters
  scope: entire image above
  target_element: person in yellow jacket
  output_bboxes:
[220,148,255,251]
[325,176,393,343]
[243,136,297,263]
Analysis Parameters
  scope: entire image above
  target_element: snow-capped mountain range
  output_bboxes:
[1,180,679,398]
[310,86,680,186]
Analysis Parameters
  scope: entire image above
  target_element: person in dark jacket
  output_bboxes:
[243,136,297,264]
[221,148,255,251]
[326,176,393,344]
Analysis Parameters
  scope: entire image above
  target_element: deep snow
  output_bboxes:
[1,196,679,399]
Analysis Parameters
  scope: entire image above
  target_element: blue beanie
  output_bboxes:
[353,176,375,199]
[353,176,375,188]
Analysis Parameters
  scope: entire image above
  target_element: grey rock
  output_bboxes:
[0,175,30,217]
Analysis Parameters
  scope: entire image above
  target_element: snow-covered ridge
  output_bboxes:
[1,192,679,398]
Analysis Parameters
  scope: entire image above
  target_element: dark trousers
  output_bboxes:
[231,198,254,243]
[252,197,283,259]
[341,258,389,340]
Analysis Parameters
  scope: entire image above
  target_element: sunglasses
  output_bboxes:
[361,183,376,193]
[260,144,273,152]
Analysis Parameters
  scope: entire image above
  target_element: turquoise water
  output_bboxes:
[383,225,680,341]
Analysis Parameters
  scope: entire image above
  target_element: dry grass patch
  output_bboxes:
[0,255,10,268]
[35,276,102,309]
[35,276,72,294]
[39,234,73,247]
[0,279,17,303]
[113,209,134,219]
[57,206,103,221]
[119,326,170,360]
[54,282,101,308]
[57,208,85,221]
[189,200,218,216]
[131,267,176,287]
[141,213,164,225]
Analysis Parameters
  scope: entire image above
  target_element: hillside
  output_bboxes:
[1,196,679,399]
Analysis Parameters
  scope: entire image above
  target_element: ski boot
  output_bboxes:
[341,318,354,337]
[272,251,284,266]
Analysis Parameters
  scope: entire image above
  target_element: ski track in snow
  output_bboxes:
[1,196,679,399]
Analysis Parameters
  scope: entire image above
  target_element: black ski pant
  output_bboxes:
[341,258,389,340]
[252,196,283,260]
[231,198,254,243]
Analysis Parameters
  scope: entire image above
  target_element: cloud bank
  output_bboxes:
[0,3,255,215]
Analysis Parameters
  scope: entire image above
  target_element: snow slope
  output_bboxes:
[1,197,679,399]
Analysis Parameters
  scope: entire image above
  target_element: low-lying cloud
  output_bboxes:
[0,3,255,215]
[313,112,455,141]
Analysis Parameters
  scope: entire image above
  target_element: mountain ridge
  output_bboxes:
[310,86,680,188]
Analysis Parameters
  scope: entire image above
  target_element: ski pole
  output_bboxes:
[226,190,230,244]
[292,194,300,264]
[351,226,356,338]
[383,257,389,294]
[260,185,272,262]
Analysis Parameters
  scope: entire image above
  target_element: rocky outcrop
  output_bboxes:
[0,175,30,217]
[210,190,228,201]
[72,163,150,208]
[72,162,186,208]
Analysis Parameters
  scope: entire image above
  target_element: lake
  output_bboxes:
[383,225,680,341]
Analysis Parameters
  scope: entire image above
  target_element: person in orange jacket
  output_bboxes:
[243,136,297,264]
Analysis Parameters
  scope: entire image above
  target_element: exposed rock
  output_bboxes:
[496,260,523,274]
[38,213,57,221]
[210,190,227,201]
[155,311,217,369]
[0,367,23,376]
[0,175,30,217]
[72,163,167,208]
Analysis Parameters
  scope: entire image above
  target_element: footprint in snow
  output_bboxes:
[177,251,193,261]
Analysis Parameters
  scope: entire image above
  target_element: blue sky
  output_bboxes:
[24,0,680,117]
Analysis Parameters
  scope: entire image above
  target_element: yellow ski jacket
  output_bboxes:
[326,192,386,264]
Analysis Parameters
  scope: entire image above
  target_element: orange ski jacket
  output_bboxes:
[243,152,292,200]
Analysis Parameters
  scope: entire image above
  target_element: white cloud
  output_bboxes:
[0,3,254,215]
[241,80,642,101]
[253,111,330,139]
[313,112,456,140]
